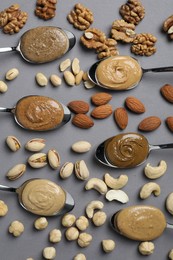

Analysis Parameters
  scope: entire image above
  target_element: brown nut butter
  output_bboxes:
[105,133,149,168]
[19,179,66,216]
[112,205,166,241]
[20,26,69,63]
[15,95,64,131]
[96,56,142,90]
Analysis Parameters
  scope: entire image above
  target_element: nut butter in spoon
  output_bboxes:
[111,205,167,241]
[95,132,173,168]
[0,178,75,216]
[0,26,76,64]
[0,95,71,131]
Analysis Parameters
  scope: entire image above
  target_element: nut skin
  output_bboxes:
[72,114,94,129]
[166,117,173,132]
[68,100,90,114]
[125,96,145,113]
[114,107,128,130]
[138,116,161,131]
[91,104,113,119]
[91,92,112,106]
[161,84,173,103]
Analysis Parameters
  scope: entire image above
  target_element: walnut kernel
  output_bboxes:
[0,200,8,216]
[131,33,157,56]
[111,19,136,43]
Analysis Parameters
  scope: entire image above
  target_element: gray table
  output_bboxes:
[0,1,173,259]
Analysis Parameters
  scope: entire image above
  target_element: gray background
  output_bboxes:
[0,0,173,259]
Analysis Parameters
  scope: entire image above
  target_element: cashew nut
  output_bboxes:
[104,173,128,189]
[105,189,129,204]
[140,182,161,199]
[144,160,167,179]
[166,192,173,215]
[85,200,104,218]
[85,178,108,195]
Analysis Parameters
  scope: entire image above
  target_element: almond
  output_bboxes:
[125,96,145,113]
[114,107,128,129]
[91,92,112,106]
[72,114,94,129]
[68,100,89,114]
[166,116,173,132]
[138,116,161,131]
[160,84,173,103]
[91,104,113,119]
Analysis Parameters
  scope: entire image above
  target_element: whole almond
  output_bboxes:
[72,114,94,129]
[166,117,173,132]
[91,104,113,119]
[160,84,173,103]
[91,92,112,106]
[114,107,128,129]
[68,100,89,114]
[125,96,145,113]
[138,116,161,131]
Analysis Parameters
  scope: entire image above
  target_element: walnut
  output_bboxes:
[119,0,145,25]
[35,0,57,20]
[111,19,136,43]
[0,4,28,34]
[163,14,173,40]
[80,28,106,49]
[131,33,157,56]
[67,3,93,30]
[96,38,119,59]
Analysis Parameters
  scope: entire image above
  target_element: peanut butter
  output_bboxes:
[113,205,166,241]
[105,133,149,168]
[15,95,64,131]
[20,26,69,63]
[96,56,142,90]
[19,179,66,216]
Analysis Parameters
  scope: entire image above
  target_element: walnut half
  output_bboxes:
[111,19,136,43]
[131,33,157,56]
[163,14,173,40]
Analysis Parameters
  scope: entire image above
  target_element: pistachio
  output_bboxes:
[28,153,47,168]
[72,58,80,75]
[71,141,91,153]
[6,164,26,180]
[59,59,71,72]
[0,81,8,93]
[5,68,19,80]
[75,160,89,180]
[35,72,48,87]
[60,162,74,179]
[48,149,60,169]
[25,138,46,152]
[50,74,62,87]
[6,136,21,152]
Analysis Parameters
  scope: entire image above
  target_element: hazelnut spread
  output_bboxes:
[19,179,66,216]
[113,205,166,241]
[96,56,142,90]
[20,26,69,63]
[105,133,149,168]
[15,95,64,131]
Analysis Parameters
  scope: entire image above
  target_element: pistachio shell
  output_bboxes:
[25,138,46,152]
[75,160,89,180]
[60,162,74,179]
[6,164,26,180]
[48,149,60,169]
[72,141,91,153]
[6,136,21,152]
[28,153,47,168]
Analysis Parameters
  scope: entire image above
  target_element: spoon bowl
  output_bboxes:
[95,132,173,168]
[88,55,173,90]
[0,178,75,216]
[0,95,71,131]
[0,26,76,64]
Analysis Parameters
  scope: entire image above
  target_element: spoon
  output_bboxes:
[88,55,173,90]
[0,26,76,64]
[110,205,173,241]
[95,132,173,168]
[0,95,71,131]
[0,178,75,216]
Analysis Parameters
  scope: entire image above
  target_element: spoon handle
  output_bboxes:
[150,143,173,151]
[0,107,13,112]
[0,185,16,192]
[0,47,16,53]
[143,66,173,73]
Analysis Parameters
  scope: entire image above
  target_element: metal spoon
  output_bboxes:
[0,95,71,131]
[95,132,173,168]
[88,56,173,90]
[0,178,75,216]
[0,26,76,64]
